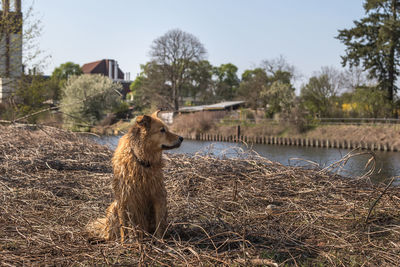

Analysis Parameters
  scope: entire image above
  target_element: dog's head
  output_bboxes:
[135,111,183,151]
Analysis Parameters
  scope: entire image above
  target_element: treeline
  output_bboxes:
[0,30,397,133]
[131,0,400,119]
[129,29,397,121]
[1,0,399,131]
[0,63,129,131]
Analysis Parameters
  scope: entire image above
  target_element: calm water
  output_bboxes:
[93,136,400,185]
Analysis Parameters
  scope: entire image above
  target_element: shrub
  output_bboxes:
[1,75,63,124]
[0,102,17,121]
[112,101,131,120]
[285,100,315,133]
[246,111,255,120]
[351,86,392,118]
[60,74,122,131]
[171,111,226,134]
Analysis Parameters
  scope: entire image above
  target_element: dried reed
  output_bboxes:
[0,125,399,266]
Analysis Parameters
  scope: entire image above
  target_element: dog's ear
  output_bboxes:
[136,115,151,129]
[151,110,161,119]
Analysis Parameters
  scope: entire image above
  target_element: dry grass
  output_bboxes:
[171,112,400,150]
[1,125,400,266]
[294,124,400,150]
[170,111,227,134]
[171,111,289,138]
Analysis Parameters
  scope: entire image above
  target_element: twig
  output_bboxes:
[365,177,395,225]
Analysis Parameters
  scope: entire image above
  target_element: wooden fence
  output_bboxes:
[183,132,398,152]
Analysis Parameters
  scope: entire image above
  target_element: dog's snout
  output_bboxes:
[178,136,184,142]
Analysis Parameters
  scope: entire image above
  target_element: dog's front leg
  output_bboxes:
[117,207,127,243]
[152,197,167,238]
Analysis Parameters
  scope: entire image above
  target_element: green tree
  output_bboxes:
[352,86,392,117]
[260,81,295,118]
[128,74,144,109]
[49,62,82,101]
[52,62,82,81]
[261,56,296,116]
[238,57,296,116]
[213,63,240,101]
[131,59,214,111]
[13,74,58,122]
[300,74,335,117]
[60,74,122,130]
[238,68,268,109]
[300,67,346,118]
[337,0,400,104]
[182,60,213,103]
[130,61,173,110]
[149,29,207,111]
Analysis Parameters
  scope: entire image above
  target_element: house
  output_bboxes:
[179,101,245,113]
[159,101,245,124]
[81,59,132,98]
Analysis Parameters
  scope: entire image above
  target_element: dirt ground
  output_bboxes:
[1,125,399,266]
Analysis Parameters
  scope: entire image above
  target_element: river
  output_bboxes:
[93,136,400,185]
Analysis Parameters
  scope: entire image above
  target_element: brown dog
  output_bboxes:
[87,111,183,241]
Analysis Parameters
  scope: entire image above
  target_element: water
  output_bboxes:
[93,136,400,185]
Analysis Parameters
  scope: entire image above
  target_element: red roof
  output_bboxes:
[81,59,124,79]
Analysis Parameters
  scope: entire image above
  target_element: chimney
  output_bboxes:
[114,61,118,80]
[2,0,10,13]
[15,0,21,12]
[108,60,113,79]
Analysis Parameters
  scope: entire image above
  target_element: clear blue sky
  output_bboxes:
[33,0,365,85]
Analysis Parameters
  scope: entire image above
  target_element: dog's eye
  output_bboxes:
[160,128,166,133]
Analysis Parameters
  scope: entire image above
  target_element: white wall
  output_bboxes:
[0,33,23,102]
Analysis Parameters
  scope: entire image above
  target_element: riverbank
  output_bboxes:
[1,125,399,266]
[93,116,400,151]
[95,136,400,183]
[171,122,400,152]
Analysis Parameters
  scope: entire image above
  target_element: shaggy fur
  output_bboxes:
[87,111,183,241]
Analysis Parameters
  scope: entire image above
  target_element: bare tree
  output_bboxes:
[261,55,299,82]
[318,66,346,97]
[300,66,347,117]
[149,29,206,111]
[342,66,376,92]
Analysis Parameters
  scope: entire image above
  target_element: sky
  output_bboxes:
[30,0,365,88]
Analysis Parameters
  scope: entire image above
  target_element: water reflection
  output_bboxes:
[93,136,400,185]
